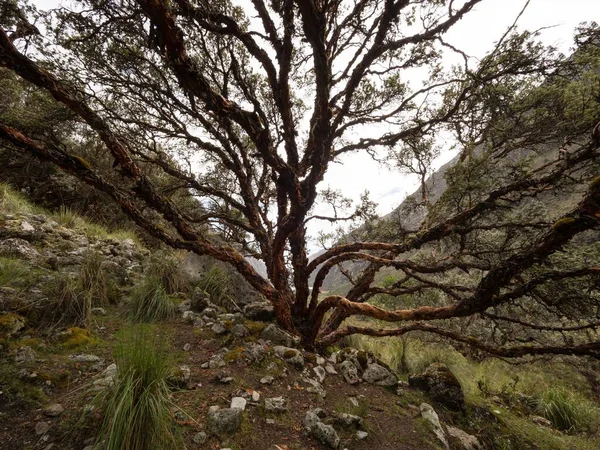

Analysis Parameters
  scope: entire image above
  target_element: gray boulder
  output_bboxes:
[243,302,275,322]
[261,324,298,347]
[190,288,210,312]
[409,363,465,411]
[231,324,248,338]
[362,363,397,386]
[206,407,243,436]
[333,413,362,429]
[273,345,304,369]
[311,422,340,449]
[0,238,40,259]
[339,360,360,385]
[303,408,325,429]
[264,396,288,414]
[447,426,481,450]
[420,403,448,449]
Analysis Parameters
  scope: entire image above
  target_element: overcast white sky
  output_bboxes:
[31,0,600,250]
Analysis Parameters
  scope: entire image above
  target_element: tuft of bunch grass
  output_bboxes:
[537,387,591,432]
[130,276,176,323]
[98,326,176,450]
[0,257,30,288]
[53,205,83,228]
[41,274,89,329]
[145,251,188,294]
[80,250,115,305]
[0,183,37,214]
[196,265,230,306]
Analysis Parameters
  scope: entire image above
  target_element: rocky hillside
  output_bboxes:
[1,186,599,450]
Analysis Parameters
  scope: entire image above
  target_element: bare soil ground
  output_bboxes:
[0,310,441,450]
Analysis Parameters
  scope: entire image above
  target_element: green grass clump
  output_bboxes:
[80,250,117,305]
[0,183,39,214]
[41,251,115,329]
[196,265,230,306]
[0,257,32,287]
[130,276,176,323]
[42,274,89,328]
[145,251,188,294]
[537,387,597,432]
[98,326,176,450]
[53,205,83,228]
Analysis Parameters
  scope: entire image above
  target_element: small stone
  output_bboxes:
[334,413,362,429]
[0,238,40,259]
[21,220,35,232]
[44,404,64,417]
[209,355,226,369]
[260,376,274,385]
[182,310,200,323]
[420,403,448,449]
[316,356,326,365]
[212,322,228,335]
[193,431,208,444]
[220,377,234,384]
[339,360,360,385]
[261,324,298,347]
[207,407,243,436]
[531,415,552,427]
[35,421,50,436]
[313,366,326,383]
[230,397,247,410]
[183,343,192,351]
[91,307,107,316]
[93,363,117,388]
[446,426,481,450]
[325,364,337,375]
[231,324,248,337]
[70,354,101,363]
[202,307,218,319]
[266,418,275,425]
[356,430,368,440]
[251,390,260,402]
[311,422,340,449]
[362,363,397,386]
[302,377,327,398]
[243,302,275,322]
[304,408,325,429]
[169,365,191,388]
[14,346,36,363]
[264,397,288,414]
[273,345,304,369]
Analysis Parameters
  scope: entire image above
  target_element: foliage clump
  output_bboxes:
[145,251,189,294]
[195,265,231,307]
[97,326,177,450]
[537,387,598,433]
[129,276,176,323]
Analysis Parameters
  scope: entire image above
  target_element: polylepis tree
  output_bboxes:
[0,1,599,356]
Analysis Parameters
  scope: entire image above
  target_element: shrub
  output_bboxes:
[129,276,176,323]
[537,387,596,432]
[145,251,188,294]
[97,326,176,450]
[196,265,230,306]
